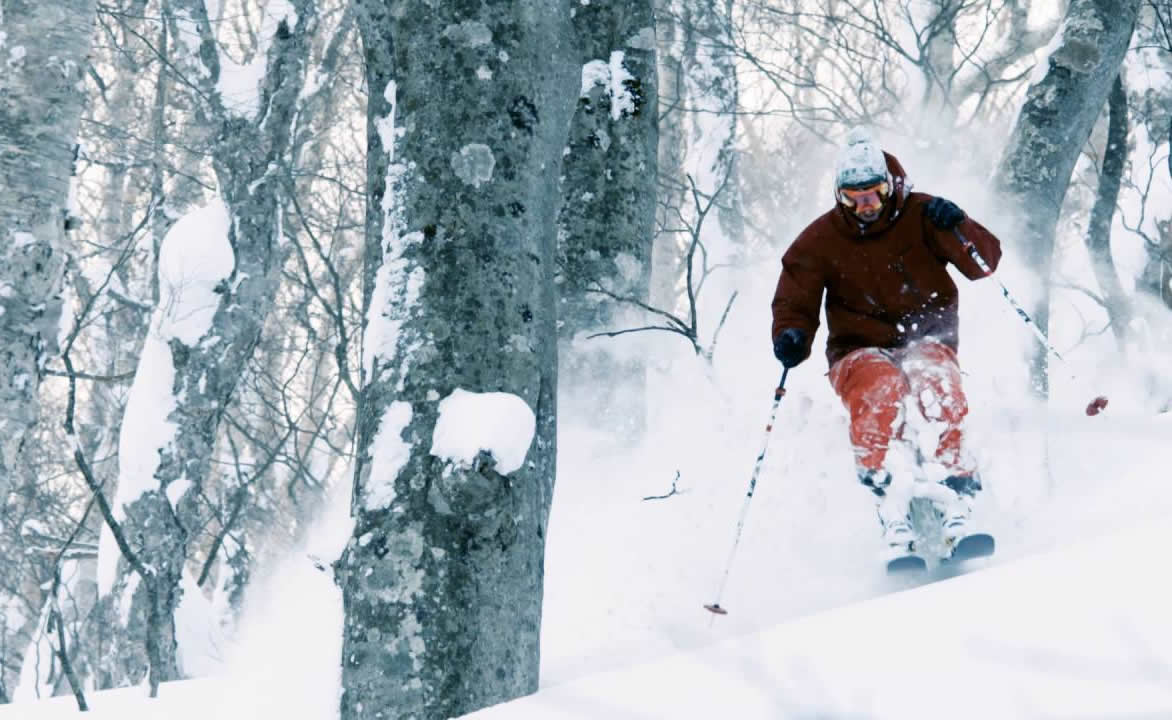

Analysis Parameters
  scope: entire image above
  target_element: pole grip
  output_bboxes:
[954,228,994,276]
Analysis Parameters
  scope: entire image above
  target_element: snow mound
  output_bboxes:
[13,522,1171,719]
[430,388,536,475]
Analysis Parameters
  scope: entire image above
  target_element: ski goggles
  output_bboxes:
[837,181,890,208]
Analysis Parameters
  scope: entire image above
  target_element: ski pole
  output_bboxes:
[704,367,789,617]
[954,228,1068,362]
[954,228,1108,416]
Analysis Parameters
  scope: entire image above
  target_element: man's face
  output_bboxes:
[839,181,889,223]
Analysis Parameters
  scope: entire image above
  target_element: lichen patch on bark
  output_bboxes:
[443,21,492,48]
[451,143,496,187]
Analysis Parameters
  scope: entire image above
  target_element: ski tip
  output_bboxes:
[885,555,927,575]
[949,533,996,562]
[703,603,728,615]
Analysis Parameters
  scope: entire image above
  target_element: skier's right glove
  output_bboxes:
[773,328,809,368]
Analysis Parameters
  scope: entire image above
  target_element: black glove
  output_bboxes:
[772,328,809,368]
[925,196,965,230]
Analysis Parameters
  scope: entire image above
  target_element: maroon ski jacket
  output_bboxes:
[771,152,1003,368]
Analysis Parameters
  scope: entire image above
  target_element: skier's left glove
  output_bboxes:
[773,328,809,368]
[925,196,965,230]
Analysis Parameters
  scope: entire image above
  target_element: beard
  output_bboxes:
[855,205,882,222]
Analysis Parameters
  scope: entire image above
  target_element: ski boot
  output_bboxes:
[873,479,925,573]
[882,518,924,572]
[940,474,994,562]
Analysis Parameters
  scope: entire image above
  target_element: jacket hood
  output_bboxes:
[832,151,911,239]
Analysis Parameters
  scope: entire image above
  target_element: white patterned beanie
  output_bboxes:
[835,127,889,189]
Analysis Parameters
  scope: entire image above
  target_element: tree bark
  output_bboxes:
[557,0,657,436]
[0,0,99,502]
[652,0,688,310]
[0,0,101,690]
[0,521,52,703]
[992,0,1140,395]
[1085,74,1131,343]
[339,2,575,718]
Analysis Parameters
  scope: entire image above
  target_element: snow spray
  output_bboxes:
[954,229,1109,416]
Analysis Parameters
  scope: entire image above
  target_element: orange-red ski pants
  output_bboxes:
[828,339,972,475]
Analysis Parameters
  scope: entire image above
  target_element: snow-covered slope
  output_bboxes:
[464,522,1172,719]
[0,680,214,720]
[11,521,1170,719]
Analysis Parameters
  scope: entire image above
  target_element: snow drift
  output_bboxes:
[9,521,1171,719]
[463,522,1172,719]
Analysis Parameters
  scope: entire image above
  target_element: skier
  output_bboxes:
[770,127,1002,564]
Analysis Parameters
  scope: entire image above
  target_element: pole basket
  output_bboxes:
[703,603,728,615]
[1086,395,1109,416]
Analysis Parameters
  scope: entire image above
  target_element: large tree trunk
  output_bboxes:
[0,0,98,502]
[1085,74,1131,343]
[992,0,1139,395]
[338,2,575,718]
[557,0,657,436]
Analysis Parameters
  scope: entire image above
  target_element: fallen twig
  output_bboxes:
[643,471,685,501]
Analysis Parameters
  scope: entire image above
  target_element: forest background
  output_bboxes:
[1,0,1170,717]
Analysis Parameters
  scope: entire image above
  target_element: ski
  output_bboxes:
[886,554,927,574]
[944,533,995,563]
[885,533,995,574]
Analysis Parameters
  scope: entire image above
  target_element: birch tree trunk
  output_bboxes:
[993,0,1139,394]
[0,0,98,502]
[338,2,575,717]
[557,0,657,436]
